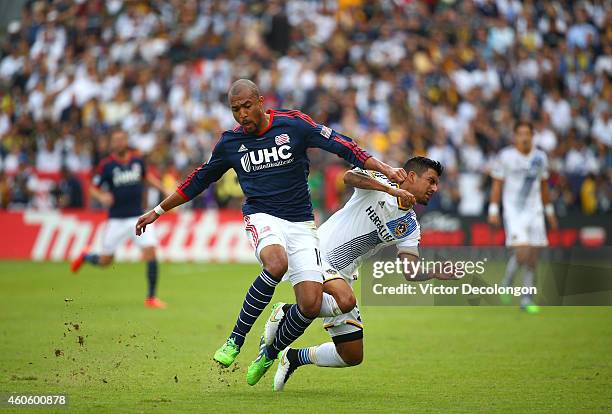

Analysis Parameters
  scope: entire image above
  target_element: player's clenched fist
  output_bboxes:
[135,210,160,236]
[388,187,416,209]
[386,167,408,184]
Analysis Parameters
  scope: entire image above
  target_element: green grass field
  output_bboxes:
[1,261,611,413]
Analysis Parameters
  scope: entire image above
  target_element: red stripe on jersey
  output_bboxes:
[273,109,317,127]
[92,156,114,187]
[177,164,204,196]
[176,132,225,198]
[95,156,113,175]
[177,188,189,201]
[332,135,369,162]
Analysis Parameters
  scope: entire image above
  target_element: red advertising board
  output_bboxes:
[0,210,607,262]
[0,210,255,262]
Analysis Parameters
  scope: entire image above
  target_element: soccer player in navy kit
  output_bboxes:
[135,79,407,385]
[71,130,169,309]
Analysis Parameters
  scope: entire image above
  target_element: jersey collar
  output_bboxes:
[256,109,275,136]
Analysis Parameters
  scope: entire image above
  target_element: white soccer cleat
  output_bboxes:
[264,302,286,347]
[273,348,296,392]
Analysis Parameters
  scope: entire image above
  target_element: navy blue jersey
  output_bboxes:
[178,109,372,222]
[92,152,146,218]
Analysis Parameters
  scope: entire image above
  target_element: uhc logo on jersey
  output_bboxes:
[112,163,142,186]
[240,145,293,172]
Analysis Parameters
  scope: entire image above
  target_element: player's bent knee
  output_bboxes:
[335,293,357,313]
[337,346,363,366]
[298,296,322,319]
[264,260,288,280]
[344,355,363,366]
[260,246,288,279]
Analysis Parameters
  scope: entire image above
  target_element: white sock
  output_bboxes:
[502,254,520,287]
[521,266,536,306]
[318,293,343,317]
[312,342,348,367]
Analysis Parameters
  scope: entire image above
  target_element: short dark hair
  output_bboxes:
[514,120,533,133]
[228,79,260,101]
[403,156,444,177]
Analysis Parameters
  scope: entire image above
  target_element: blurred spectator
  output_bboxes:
[0,0,608,218]
[591,108,612,147]
[533,113,557,153]
[543,88,572,135]
[7,160,35,208]
[53,166,83,208]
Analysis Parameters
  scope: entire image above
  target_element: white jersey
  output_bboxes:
[491,147,549,217]
[318,169,421,277]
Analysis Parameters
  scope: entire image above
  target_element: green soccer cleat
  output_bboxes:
[500,293,513,305]
[213,338,240,367]
[522,304,540,314]
[246,337,275,386]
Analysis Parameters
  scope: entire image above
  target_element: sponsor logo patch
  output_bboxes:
[240,145,294,172]
[274,134,290,145]
[394,221,409,237]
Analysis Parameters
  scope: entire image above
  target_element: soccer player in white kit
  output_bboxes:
[269,157,450,391]
[488,121,558,313]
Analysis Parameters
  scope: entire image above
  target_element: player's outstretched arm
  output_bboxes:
[540,178,558,230]
[90,185,114,208]
[362,157,408,184]
[488,178,503,226]
[135,191,187,235]
[302,117,406,182]
[136,138,232,236]
[344,170,416,208]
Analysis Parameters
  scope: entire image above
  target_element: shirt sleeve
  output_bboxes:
[350,167,394,197]
[359,168,394,186]
[176,138,231,201]
[298,114,371,168]
[92,162,109,188]
[139,157,146,178]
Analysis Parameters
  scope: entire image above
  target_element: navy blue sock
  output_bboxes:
[229,269,279,348]
[146,260,158,298]
[84,254,99,265]
[286,347,313,367]
[266,304,314,359]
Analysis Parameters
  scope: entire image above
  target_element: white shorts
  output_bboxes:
[503,212,548,247]
[101,217,157,255]
[244,213,323,285]
[321,263,363,340]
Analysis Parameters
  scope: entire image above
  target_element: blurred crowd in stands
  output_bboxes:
[0,0,610,217]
